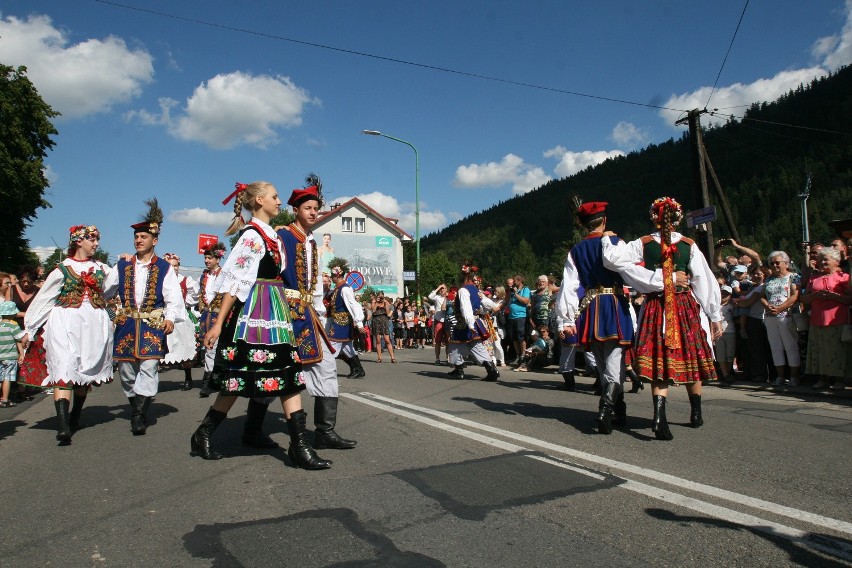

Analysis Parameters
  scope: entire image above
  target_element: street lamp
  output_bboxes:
[362,129,420,304]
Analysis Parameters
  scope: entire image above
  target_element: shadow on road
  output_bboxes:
[0,419,26,442]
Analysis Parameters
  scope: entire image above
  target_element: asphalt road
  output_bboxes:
[1,348,850,568]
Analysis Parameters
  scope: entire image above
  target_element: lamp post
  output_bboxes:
[362,129,420,304]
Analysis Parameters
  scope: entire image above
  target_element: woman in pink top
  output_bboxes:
[802,248,852,390]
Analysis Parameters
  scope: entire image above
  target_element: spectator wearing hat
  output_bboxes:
[0,300,25,408]
[103,199,185,436]
[556,200,635,434]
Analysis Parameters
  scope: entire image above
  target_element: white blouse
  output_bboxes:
[214,218,286,302]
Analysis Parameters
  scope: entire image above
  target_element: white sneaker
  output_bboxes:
[770,377,784,386]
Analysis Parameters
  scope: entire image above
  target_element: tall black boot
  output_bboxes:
[592,367,603,396]
[689,393,703,428]
[69,394,87,432]
[596,383,618,435]
[348,356,366,379]
[190,408,227,460]
[562,371,576,392]
[286,410,332,470]
[614,389,627,428]
[447,365,465,379]
[130,395,151,436]
[627,367,644,393]
[651,395,673,440]
[54,399,72,446]
[242,398,278,448]
[180,367,193,391]
[198,371,215,398]
[313,397,357,450]
[482,361,500,382]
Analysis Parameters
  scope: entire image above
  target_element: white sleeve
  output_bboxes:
[183,275,200,307]
[342,286,364,329]
[555,250,579,327]
[688,242,723,322]
[23,267,64,337]
[214,231,265,301]
[479,293,498,311]
[162,266,186,323]
[459,288,475,329]
[601,237,667,293]
[103,263,120,300]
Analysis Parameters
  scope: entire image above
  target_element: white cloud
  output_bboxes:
[453,154,551,195]
[127,71,319,149]
[169,208,234,227]
[330,191,448,235]
[813,0,852,70]
[611,121,649,149]
[43,163,58,187]
[544,146,625,178]
[29,245,59,261]
[0,14,154,119]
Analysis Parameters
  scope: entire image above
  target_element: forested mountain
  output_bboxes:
[417,65,852,288]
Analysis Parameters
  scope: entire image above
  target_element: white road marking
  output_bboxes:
[344,390,852,559]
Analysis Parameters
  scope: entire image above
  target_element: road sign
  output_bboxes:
[198,233,218,254]
[346,270,365,291]
[685,206,717,228]
[403,271,416,281]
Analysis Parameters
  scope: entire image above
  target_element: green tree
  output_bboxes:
[0,65,59,268]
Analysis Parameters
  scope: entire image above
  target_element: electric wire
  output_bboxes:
[705,0,751,109]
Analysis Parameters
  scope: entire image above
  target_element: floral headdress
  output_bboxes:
[649,196,683,230]
[460,261,478,274]
[203,242,226,259]
[328,256,349,277]
[68,225,100,246]
[163,252,180,264]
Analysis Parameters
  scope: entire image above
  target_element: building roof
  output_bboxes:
[317,197,413,241]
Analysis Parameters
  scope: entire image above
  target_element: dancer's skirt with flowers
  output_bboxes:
[634,292,717,384]
[213,279,304,397]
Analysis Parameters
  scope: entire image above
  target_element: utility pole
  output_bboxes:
[678,109,714,259]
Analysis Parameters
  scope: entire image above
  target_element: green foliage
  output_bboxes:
[422,66,852,279]
[40,247,112,272]
[0,65,59,268]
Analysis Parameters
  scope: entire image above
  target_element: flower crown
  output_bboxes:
[203,242,226,259]
[69,225,100,246]
[330,266,347,277]
[163,252,180,264]
[461,262,479,274]
[649,196,683,229]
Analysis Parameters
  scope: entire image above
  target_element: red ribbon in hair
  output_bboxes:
[222,182,248,205]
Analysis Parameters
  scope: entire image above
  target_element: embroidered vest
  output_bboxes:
[641,236,694,274]
[55,263,107,309]
[198,269,223,313]
[113,256,171,361]
[327,284,353,341]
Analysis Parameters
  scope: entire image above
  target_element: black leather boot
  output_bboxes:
[348,356,366,379]
[482,361,500,382]
[198,371,215,398]
[614,388,627,428]
[652,395,673,440]
[55,399,72,445]
[447,365,465,379]
[69,394,87,432]
[592,368,603,396]
[562,371,576,392]
[190,408,227,460]
[689,393,703,428]
[242,398,278,448]
[627,368,644,393]
[286,410,332,470]
[313,397,357,450]
[130,395,151,436]
[181,367,193,391]
[596,383,618,435]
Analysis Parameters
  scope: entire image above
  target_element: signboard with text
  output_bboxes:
[685,206,717,228]
[319,234,399,294]
[198,233,218,254]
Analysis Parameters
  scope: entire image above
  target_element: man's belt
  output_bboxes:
[284,288,314,304]
[120,307,165,320]
[577,285,623,315]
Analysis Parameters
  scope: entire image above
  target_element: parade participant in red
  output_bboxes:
[192,181,329,470]
[161,253,200,391]
[601,196,723,440]
[23,225,113,445]
[103,199,185,436]
[197,242,226,397]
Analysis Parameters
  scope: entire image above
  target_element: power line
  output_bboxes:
[92,0,686,114]
[705,0,751,109]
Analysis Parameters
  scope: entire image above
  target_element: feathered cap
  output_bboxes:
[327,257,349,278]
[287,173,324,207]
[572,195,608,225]
[68,225,100,246]
[202,242,226,259]
[131,198,163,235]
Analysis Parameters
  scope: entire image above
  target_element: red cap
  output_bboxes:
[577,201,608,222]
[287,185,320,207]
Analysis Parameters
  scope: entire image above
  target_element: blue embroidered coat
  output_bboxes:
[326,284,355,342]
[113,256,171,361]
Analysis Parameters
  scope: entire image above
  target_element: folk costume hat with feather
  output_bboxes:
[131,198,164,235]
[287,173,324,207]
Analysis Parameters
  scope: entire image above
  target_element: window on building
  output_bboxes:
[354,217,366,233]
[341,217,352,232]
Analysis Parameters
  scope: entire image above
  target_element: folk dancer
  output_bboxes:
[273,175,357,451]
[447,262,501,382]
[197,242,226,397]
[556,201,634,434]
[601,196,723,440]
[161,253,200,391]
[103,199,185,436]
[191,181,329,469]
[23,225,113,445]
[325,259,367,379]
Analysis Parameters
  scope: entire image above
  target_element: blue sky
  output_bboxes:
[3,0,851,269]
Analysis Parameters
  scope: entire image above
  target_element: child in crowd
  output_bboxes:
[0,301,25,407]
[715,286,737,386]
[516,326,554,372]
[729,265,753,338]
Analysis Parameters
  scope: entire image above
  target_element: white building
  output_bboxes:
[313,197,413,297]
